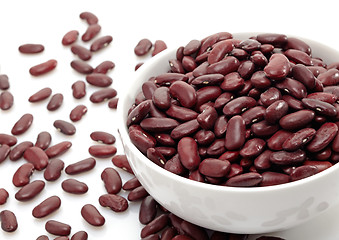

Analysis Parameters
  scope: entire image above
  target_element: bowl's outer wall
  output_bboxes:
[118,33,339,234]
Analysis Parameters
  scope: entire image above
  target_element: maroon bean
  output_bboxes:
[169,59,185,74]
[71,81,86,99]
[165,105,198,122]
[129,127,156,155]
[71,231,88,240]
[292,64,316,89]
[214,92,234,110]
[152,40,167,56]
[147,147,166,167]
[44,159,64,181]
[192,61,209,77]
[206,56,240,75]
[206,138,226,156]
[29,59,57,76]
[282,128,316,151]
[0,144,10,163]
[161,227,177,240]
[169,81,197,108]
[71,44,92,61]
[170,119,200,140]
[241,106,266,126]
[0,74,9,90]
[135,39,153,56]
[220,72,245,91]
[260,172,290,187]
[208,39,233,64]
[250,71,271,89]
[45,141,72,158]
[290,165,318,181]
[225,115,246,150]
[195,86,222,108]
[265,100,289,123]
[199,158,230,177]
[140,118,179,133]
[256,33,287,47]
[196,106,218,130]
[29,87,52,103]
[254,150,273,171]
[194,129,215,146]
[123,177,141,190]
[284,49,312,65]
[47,93,63,111]
[223,96,256,116]
[0,188,9,205]
[69,105,87,122]
[139,195,157,224]
[80,11,98,24]
[301,98,337,117]
[192,74,225,87]
[164,154,186,175]
[282,95,304,110]
[90,88,117,103]
[154,73,188,86]
[181,220,209,240]
[54,120,76,135]
[108,98,118,109]
[315,147,332,161]
[307,122,338,152]
[141,214,169,238]
[183,39,201,55]
[32,195,61,218]
[82,23,101,42]
[0,133,16,146]
[214,115,228,138]
[90,35,113,52]
[12,163,34,187]
[285,37,311,55]
[11,113,33,135]
[177,137,200,170]
[45,220,71,236]
[89,145,117,158]
[250,51,268,67]
[101,167,122,194]
[65,157,96,175]
[23,147,48,170]
[62,30,79,46]
[94,60,115,74]
[15,180,45,201]
[172,235,194,240]
[86,73,112,87]
[318,69,339,86]
[127,185,149,201]
[279,110,315,130]
[99,193,128,212]
[251,120,279,137]
[307,92,337,104]
[239,39,261,52]
[0,210,18,232]
[70,60,93,74]
[81,204,105,227]
[226,172,263,187]
[264,53,290,80]
[62,179,88,194]
[238,60,255,79]
[19,43,44,54]
[240,138,266,158]
[260,87,282,107]
[270,149,306,165]
[90,131,115,144]
[275,77,307,99]
[36,235,49,240]
[127,100,151,126]
[0,91,14,110]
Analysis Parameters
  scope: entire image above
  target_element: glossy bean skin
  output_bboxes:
[62,179,88,194]
[47,93,63,111]
[279,110,315,130]
[112,155,133,174]
[140,117,179,132]
[70,60,93,74]
[221,72,245,91]
[265,100,289,123]
[152,87,171,110]
[90,88,117,103]
[65,157,96,175]
[191,74,224,86]
[301,98,337,117]
[70,105,88,122]
[80,11,98,24]
[9,141,33,161]
[28,87,52,102]
[170,119,200,140]
[241,106,266,125]
[270,149,306,165]
[90,35,113,52]
[62,30,79,46]
[199,158,230,177]
[54,120,76,135]
[0,133,17,146]
[127,100,151,126]
[260,172,290,187]
[94,60,115,74]
[86,73,112,87]
[141,214,169,238]
[101,168,122,194]
[12,163,35,187]
[0,144,10,163]
[0,210,18,232]
[318,69,339,86]
[0,74,9,90]
[154,73,188,86]
[208,39,234,64]
[225,115,246,150]
[223,96,256,116]
[165,105,198,122]
[135,39,152,56]
[127,186,149,201]
[82,23,101,42]
[181,220,209,240]
[307,92,337,104]
[251,120,279,137]
[307,122,338,152]
[285,37,311,55]
[99,193,128,212]
[177,137,200,170]
[44,159,64,181]
[225,172,263,187]
[260,87,282,107]
[72,81,86,99]
[290,165,318,181]
[254,150,273,171]
[32,195,61,218]
[282,128,316,151]
[19,43,44,54]
[292,64,316,89]
[90,131,115,144]
[195,86,222,108]
[164,154,186,175]
[275,77,307,99]
[0,91,14,110]
[71,44,92,61]
[139,196,157,224]
[45,220,71,236]
[152,40,167,56]
[71,231,88,240]
[89,145,117,158]
[23,147,49,170]
[257,33,287,47]
[169,81,197,108]
[29,59,57,76]
[35,131,51,150]
[285,49,312,65]
[264,53,290,80]
[197,106,218,130]
[81,204,105,226]
[15,180,45,201]
[147,148,166,167]
[45,141,72,158]
[240,138,266,158]
[206,56,240,75]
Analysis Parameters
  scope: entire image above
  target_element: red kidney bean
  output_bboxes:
[0,91,14,110]
[165,105,198,122]
[169,81,197,108]
[70,105,87,122]
[302,98,337,117]
[81,204,105,227]
[249,71,271,89]
[260,87,282,107]
[192,74,225,87]
[152,87,171,110]
[270,149,306,166]
[307,92,337,104]
[54,120,76,135]
[36,235,49,240]
[141,214,169,238]
[152,40,167,56]
[127,100,151,126]
[196,106,218,130]
[240,138,266,158]
[15,180,45,201]
[123,177,141,190]
[251,51,268,68]
[254,150,273,171]
[214,92,234,110]
[90,88,117,103]
[90,131,115,144]
[183,39,201,55]
[279,110,315,130]
[225,115,246,150]
[99,193,128,212]
[45,220,71,236]
[0,144,10,163]
[89,145,117,158]
[315,147,332,160]
[94,60,115,74]
[170,119,200,140]
[256,33,287,47]
[147,147,166,167]
[70,60,93,74]
[223,96,256,116]
[265,100,289,123]
[226,172,262,187]
[181,220,209,240]
[220,72,244,91]
[154,73,188,86]
[65,157,96,175]
[11,113,33,135]
[259,172,290,187]
[62,179,88,194]
[0,188,9,205]
[172,235,194,240]
[275,77,307,99]
[208,39,233,64]
[45,141,72,158]
[108,98,118,109]
[227,163,243,178]
[71,80,86,99]
[129,127,156,155]
[44,158,64,181]
[164,154,186,175]
[285,37,311,55]
[139,195,157,224]
[199,158,230,177]
[251,120,279,137]
[0,74,9,90]
[71,231,88,240]
[29,87,52,102]
[169,59,185,74]
[32,195,61,218]
[0,133,16,146]
[206,56,240,75]
[239,39,261,52]
[177,137,200,170]
[29,59,57,76]
[192,61,209,77]
[318,68,339,86]
[101,167,122,194]
[264,53,290,80]
[140,117,179,133]
[90,35,113,52]
[47,93,63,111]
[19,43,44,54]
[142,81,158,100]
[12,162,34,187]
[285,49,312,65]
[307,122,338,152]
[161,227,177,240]
[82,23,101,41]
[241,106,265,126]
[282,95,304,110]
[127,185,149,201]
[0,210,18,232]
[238,60,256,79]
[290,165,318,182]
[86,73,112,87]
[62,30,79,46]
[206,138,226,156]
[71,44,92,61]
[194,129,215,145]
[134,39,152,56]
[282,128,316,151]
[195,86,222,109]
[23,147,48,170]
[292,64,316,89]
[80,11,98,24]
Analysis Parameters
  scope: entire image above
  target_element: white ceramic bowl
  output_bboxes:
[118,33,339,234]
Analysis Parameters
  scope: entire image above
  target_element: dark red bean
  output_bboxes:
[307,122,338,152]
[318,69,339,86]
[282,95,304,110]
[282,128,316,151]
[101,167,122,194]
[139,195,157,224]
[260,87,282,107]
[250,71,271,89]
[0,188,9,205]
[86,73,112,87]
[275,77,307,99]
[307,92,337,104]
[54,120,76,135]
[123,177,141,190]
[89,145,117,158]
[29,59,57,76]
[135,39,152,56]
[172,235,193,240]
[47,93,63,111]
[0,74,9,90]
[45,220,71,236]
[169,81,197,108]
[290,165,318,181]
[71,231,88,240]
[285,37,311,55]
[141,214,169,238]
[302,98,337,117]
[199,158,230,177]
[81,204,105,227]
[19,43,44,54]
[241,106,266,125]
[127,100,151,126]
[164,154,186,175]
[45,141,72,158]
[29,87,52,102]
[152,40,167,56]
[65,157,96,175]
[183,39,201,55]
[152,87,171,110]
[0,144,10,163]
[226,172,263,187]
[225,115,246,150]
[11,113,33,135]
[36,235,49,240]
[264,53,290,80]
[265,100,289,123]
[70,60,93,74]
[94,60,115,74]
[0,210,18,232]
[165,105,198,122]
[12,163,34,187]
[285,49,312,65]
[62,30,79,46]
[108,98,118,109]
[194,129,215,146]
[192,74,225,87]
[62,179,88,194]
[90,88,117,103]
[127,186,149,201]
[15,180,45,201]
[90,35,113,52]
[279,110,315,130]
[82,24,101,42]
[260,172,290,187]
[251,120,279,137]
[32,195,61,218]
[70,105,87,122]
[0,91,14,110]
[256,33,287,47]
[72,80,86,99]
[90,131,115,144]
[161,227,177,240]
[177,137,200,170]
[208,39,233,64]
[44,159,64,181]
[169,59,185,74]
[221,72,245,91]
[223,96,256,116]
[254,150,273,171]
[240,138,266,158]
[99,193,128,212]
[196,106,218,130]
[23,147,49,170]
[80,11,98,24]
[0,133,17,146]
[270,149,306,166]
[239,39,261,52]
[71,44,92,61]
[292,64,316,89]
[154,73,188,86]
[206,56,240,75]
[140,118,179,132]
[147,147,166,167]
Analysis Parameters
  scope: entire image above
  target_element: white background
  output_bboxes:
[0,0,338,239]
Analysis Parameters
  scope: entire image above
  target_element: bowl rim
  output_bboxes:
[117,32,339,194]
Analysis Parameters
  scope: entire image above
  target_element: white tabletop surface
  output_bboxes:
[0,0,339,239]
